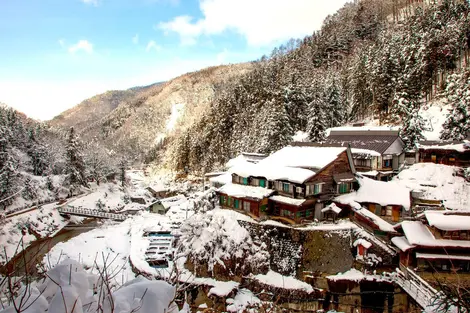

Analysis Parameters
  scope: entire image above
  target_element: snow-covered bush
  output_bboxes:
[0,259,179,313]
[179,210,269,277]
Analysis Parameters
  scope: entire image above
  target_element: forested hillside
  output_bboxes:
[167,0,470,173]
[0,104,116,212]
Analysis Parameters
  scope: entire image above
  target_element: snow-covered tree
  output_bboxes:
[307,94,327,142]
[64,127,88,187]
[441,69,470,141]
[0,126,19,208]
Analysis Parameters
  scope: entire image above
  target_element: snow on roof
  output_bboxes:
[226,152,266,169]
[269,195,306,207]
[218,183,275,200]
[260,146,347,171]
[353,239,372,249]
[209,172,232,185]
[391,236,415,252]
[394,163,470,211]
[351,148,382,157]
[418,141,469,152]
[351,206,396,233]
[230,162,316,184]
[321,203,342,214]
[402,221,470,249]
[330,126,400,133]
[416,253,470,261]
[425,211,470,231]
[336,175,410,210]
[250,270,314,293]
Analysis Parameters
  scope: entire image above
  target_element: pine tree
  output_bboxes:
[307,94,327,142]
[401,107,428,150]
[64,127,87,187]
[0,126,19,208]
[441,70,470,141]
[259,99,294,154]
[27,128,49,176]
[325,75,344,128]
[118,158,127,187]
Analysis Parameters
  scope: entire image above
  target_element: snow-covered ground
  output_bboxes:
[394,163,470,210]
[0,202,68,265]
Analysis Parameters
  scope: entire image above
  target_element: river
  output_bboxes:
[1,220,100,277]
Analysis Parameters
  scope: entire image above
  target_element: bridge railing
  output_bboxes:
[58,207,127,221]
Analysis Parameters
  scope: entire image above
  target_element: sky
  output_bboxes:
[0,0,349,120]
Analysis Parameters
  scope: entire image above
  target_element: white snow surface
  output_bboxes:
[269,195,306,206]
[336,175,411,210]
[393,163,470,210]
[251,270,314,293]
[391,236,415,252]
[353,239,372,249]
[226,288,261,313]
[230,161,316,184]
[418,141,470,152]
[416,253,470,261]
[67,183,127,212]
[0,202,68,265]
[419,100,450,141]
[218,183,274,200]
[424,211,470,231]
[292,130,309,142]
[351,148,382,157]
[321,203,342,214]
[350,206,396,233]
[327,269,389,282]
[2,259,179,313]
[166,103,185,131]
[401,221,470,248]
[260,146,347,171]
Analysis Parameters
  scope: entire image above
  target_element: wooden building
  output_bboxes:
[392,211,470,273]
[322,126,406,181]
[418,141,470,167]
[216,145,357,224]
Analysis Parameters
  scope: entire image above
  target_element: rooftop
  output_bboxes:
[401,221,470,249]
[424,211,470,231]
[218,183,275,200]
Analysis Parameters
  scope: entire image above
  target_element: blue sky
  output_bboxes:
[0,0,348,120]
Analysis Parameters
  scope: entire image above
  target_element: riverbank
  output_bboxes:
[0,218,99,276]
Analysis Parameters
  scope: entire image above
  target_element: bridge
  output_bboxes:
[58,207,127,221]
[395,265,439,310]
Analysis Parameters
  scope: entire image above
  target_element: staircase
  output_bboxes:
[395,265,438,310]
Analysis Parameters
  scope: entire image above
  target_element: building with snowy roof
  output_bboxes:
[323,126,405,181]
[417,140,470,167]
[217,145,357,223]
[392,211,470,274]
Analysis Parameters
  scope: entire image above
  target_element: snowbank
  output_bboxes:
[218,183,274,200]
[0,202,68,265]
[250,270,314,293]
[2,259,179,313]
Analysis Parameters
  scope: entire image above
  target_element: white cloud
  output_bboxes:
[158,0,349,46]
[68,40,94,54]
[81,0,99,6]
[58,39,66,48]
[146,40,162,52]
[132,34,139,44]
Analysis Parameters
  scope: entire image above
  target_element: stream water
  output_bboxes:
[1,220,99,276]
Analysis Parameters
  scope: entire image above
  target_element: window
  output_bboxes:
[243,201,250,213]
[386,206,392,216]
[338,183,348,194]
[243,177,248,185]
[234,199,239,209]
[306,184,322,195]
[282,183,290,193]
[220,196,227,206]
[306,210,312,217]
[383,159,391,168]
[252,178,259,186]
[259,179,266,187]
[296,187,303,194]
[314,184,322,195]
[354,159,370,167]
[227,197,232,207]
